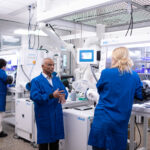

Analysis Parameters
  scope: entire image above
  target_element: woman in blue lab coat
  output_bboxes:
[88,47,143,150]
[30,58,68,150]
[0,59,13,138]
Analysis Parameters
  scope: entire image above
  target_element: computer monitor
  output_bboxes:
[77,48,97,64]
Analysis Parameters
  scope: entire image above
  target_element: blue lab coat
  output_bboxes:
[88,68,143,150]
[0,69,7,112]
[30,73,68,144]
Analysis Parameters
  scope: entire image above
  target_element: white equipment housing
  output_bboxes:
[61,108,94,150]
[15,98,37,144]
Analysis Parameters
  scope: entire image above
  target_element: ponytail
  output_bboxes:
[111,47,133,73]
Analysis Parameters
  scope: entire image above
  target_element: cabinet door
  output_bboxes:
[15,99,34,133]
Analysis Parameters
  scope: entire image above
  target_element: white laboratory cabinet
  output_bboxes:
[15,98,37,143]
[62,107,94,150]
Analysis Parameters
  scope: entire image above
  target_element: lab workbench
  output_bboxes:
[62,98,94,109]
[130,101,150,150]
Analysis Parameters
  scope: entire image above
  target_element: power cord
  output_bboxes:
[20,65,30,82]
[46,23,62,40]
[134,122,142,150]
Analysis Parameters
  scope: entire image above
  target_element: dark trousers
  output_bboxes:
[93,146,106,150]
[39,140,59,150]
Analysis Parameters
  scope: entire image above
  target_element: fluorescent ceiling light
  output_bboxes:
[14,29,48,36]
[2,35,20,43]
[61,31,96,40]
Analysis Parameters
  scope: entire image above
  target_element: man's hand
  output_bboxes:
[59,95,66,104]
[53,90,65,98]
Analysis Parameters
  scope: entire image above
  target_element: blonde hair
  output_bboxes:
[111,47,133,72]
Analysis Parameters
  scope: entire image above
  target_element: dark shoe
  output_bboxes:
[0,131,8,137]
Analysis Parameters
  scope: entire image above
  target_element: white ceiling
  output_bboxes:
[0,0,71,37]
[0,0,37,24]
[1,0,150,36]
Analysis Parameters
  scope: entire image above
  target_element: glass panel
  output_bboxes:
[106,46,150,73]
[1,35,21,48]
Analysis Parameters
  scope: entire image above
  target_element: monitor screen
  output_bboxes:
[77,48,97,64]
[79,50,94,62]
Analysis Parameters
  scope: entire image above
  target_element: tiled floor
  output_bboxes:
[0,122,38,150]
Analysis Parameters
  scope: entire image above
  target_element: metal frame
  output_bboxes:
[106,20,150,32]
[130,108,150,150]
[59,0,150,32]
[49,19,96,32]
[37,0,150,33]
[38,0,129,22]
[131,1,150,13]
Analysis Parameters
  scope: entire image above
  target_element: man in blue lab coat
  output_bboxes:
[88,47,143,150]
[0,58,13,138]
[30,58,68,150]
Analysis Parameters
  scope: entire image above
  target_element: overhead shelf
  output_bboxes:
[62,0,150,31]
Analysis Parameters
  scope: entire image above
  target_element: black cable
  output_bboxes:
[125,18,131,36]
[125,4,133,36]
[90,64,98,82]
[37,30,40,49]
[125,16,131,36]
[46,24,65,48]
[130,15,133,36]
[28,5,35,49]
[31,23,37,49]
[39,48,48,53]
[130,4,134,36]
[134,122,141,150]
[48,24,62,40]
[20,65,30,82]
[28,5,32,49]
[37,45,48,53]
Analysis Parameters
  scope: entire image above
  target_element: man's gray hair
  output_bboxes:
[41,58,53,65]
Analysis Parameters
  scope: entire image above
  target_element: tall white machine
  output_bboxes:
[14,49,48,145]
[62,107,94,150]
[15,98,37,144]
[15,47,62,143]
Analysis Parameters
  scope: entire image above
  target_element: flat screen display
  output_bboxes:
[79,50,94,62]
